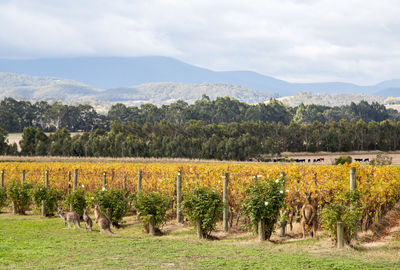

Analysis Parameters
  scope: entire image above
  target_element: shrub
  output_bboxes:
[320,190,362,245]
[369,153,392,166]
[93,189,129,227]
[0,186,7,211]
[334,155,352,165]
[134,191,170,232]
[242,175,286,240]
[30,184,63,215]
[182,187,223,238]
[84,191,96,211]
[7,181,33,214]
[66,187,86,216]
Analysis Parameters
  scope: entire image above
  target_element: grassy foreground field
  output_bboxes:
[1,214,400,270]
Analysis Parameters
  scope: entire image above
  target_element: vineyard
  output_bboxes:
[1,162,399,232]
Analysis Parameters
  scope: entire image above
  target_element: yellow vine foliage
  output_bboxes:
[1,162,399,216]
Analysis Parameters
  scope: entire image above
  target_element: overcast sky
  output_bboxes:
[0,0,399,84]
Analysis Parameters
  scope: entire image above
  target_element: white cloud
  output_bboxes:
[0,0,399,84]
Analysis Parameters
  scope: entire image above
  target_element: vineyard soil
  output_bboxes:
[1,150,400,164]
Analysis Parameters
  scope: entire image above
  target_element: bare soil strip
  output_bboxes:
[1,150,399,164]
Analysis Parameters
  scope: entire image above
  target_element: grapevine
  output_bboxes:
[1,162,399,230]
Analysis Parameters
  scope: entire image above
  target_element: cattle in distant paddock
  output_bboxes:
[354,158,370,163]
[264,155,373,164]
[266,156,376,164]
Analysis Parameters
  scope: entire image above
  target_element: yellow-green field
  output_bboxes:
[1,213,400,269]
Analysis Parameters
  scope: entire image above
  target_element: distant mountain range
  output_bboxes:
[1,72,399,114]
[0,73,101,101]
[100,82,276,105]
[0,56,399,97]
[0,73,276,108]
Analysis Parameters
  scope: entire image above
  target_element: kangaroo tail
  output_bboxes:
[77,221,83,229]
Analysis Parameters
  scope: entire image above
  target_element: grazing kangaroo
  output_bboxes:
[301,192,317,239]
[94,205,114,234]
[83,209,93,231]
[57,208,82,229]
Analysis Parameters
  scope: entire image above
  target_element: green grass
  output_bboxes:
[0,214,399,269]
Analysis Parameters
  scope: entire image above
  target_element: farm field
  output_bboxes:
[1,161,400,269]
[1,152,400,165]
[1,213,400,270]
[6,133,82,151]
[5,133,22,146]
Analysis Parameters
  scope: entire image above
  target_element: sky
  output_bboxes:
[0,0,399,85]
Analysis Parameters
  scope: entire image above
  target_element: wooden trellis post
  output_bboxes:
[45,170,49,188]
[41,170,49,217]
[123,172,127,191]
[104,171,111,227]
[223,172,229,232]
[13,170,19,214]
[70,169,78,211]
[0,170,4,187]
[73,169,78,189]
[137,170,142,193]
[350,167,358,240]
[68,171,72,190]
[102,172,107,190]
[176,171,183,223]
[350,167,356,191]
[279,172,287,237]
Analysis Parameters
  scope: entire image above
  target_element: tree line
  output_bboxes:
[0,95,399,133]
[1,118,399,160]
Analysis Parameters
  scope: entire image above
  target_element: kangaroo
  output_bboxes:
[83,209,93,231]
[57,208,82,229]
[94,204,114,234]
[301,192,317,239]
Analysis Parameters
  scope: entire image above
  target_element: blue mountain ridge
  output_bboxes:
[0,56,398,97]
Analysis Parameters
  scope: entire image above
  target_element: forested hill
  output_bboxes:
[1,73,400,111]
[0,73,276,106]
[0,96,399,133]
[278,92,386,107]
